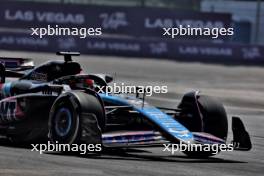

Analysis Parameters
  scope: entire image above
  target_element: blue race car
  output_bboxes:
[0,52,252,157]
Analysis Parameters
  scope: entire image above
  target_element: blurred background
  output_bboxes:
[0,0,263,64]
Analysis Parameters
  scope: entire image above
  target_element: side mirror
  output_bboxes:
[105,75,113,83]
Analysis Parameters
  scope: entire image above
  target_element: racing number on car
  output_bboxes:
[0,101,17,123]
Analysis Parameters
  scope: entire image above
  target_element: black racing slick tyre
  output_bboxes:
[179,93,228,139]
[179,93,228,158]
[48,91,105,145]
[198,95,228,140]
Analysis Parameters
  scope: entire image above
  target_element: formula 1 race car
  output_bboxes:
[0,52,252,157]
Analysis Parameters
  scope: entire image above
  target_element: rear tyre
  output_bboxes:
[48,91,105,145]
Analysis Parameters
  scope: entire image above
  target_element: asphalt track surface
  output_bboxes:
[0,50,263,176]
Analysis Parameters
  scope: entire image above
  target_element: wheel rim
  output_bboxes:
[54,107,72,137]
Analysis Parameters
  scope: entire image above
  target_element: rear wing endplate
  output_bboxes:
[0,57,34,83]
[0,57,34,71]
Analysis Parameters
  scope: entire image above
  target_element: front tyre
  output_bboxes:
[48,91,105,145]
[198,95,228,140]
[179,93,228,158]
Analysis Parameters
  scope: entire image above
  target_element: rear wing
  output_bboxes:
[0,57,35,83]
[0,57,34,71]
